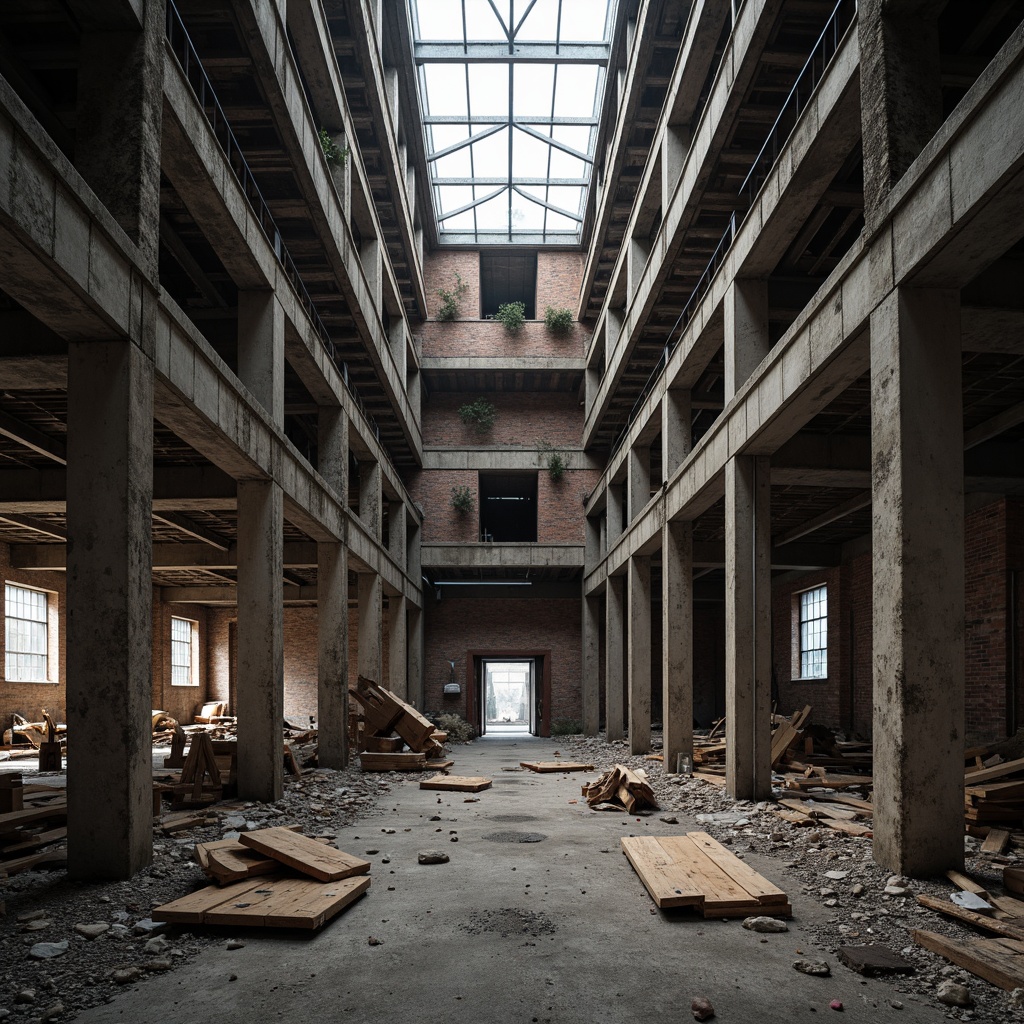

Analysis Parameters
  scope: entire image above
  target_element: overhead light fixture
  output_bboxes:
[434,581,532,586]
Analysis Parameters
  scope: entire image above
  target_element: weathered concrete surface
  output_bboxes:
[74,737,944,1024]
[317,539,349,769]
[605,574,626,742]
[662,518,693,774]
[627,555,652,755]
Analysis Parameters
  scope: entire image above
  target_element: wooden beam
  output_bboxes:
[152,511,231,551]
[0,513,66,540]
[0,410,66,464]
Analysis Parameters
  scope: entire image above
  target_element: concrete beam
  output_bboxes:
[318,540,349,768]
[662,520,693,774]
[605,574,626,742]
[627,554,652,755]
[420,543,585,571]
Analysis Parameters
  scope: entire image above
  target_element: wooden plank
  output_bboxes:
[238,827,369,882]
[197,840,279,885]
[686,831,788,905]
[1004,867,1024,896]
[621,835,703,908]
[916,894,1024,941]
[0,848,66,876]
[0,803,67,829]
[773,808,814,826]
[822,819,873,837]
[946,869,989,895]
[358,751,427,771]
[961,755,1024,785]
[154,874,370,929]
[0,826,67,856]
[520,761,594,773]
[913,929,1024,991]
[657,836,764,915]
[419,775,492,792]
[981,828,1011,855]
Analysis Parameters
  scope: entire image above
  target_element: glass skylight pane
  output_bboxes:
[428,124,471,153]
[436,184,475,218]
[514,0,558,40]
[422,65,468,116]
[544,210,578,232]
[464,0,507,39]
[558,2,611,41]
[512,64,554,116]
[471,127,510,176]
[476,192,510,229]
[467,64,510,115]
[511,197,545,229]
[414,0,463,40]
[554,66,600,117]
[511,129,551,177]
[551,124,592,152]
[433,147,474,179]
[548,148,587,178]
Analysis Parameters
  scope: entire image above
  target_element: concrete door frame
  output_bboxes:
[465,649,552,737]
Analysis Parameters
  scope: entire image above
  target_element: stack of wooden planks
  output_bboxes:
[156,825,370,930]
[964,754,1024,839]
[582,764,658,813]
[622,831,791,917]
[773,792,874,837]
[0,781,68,878]
[420,775,492,793]
[913,868,1024,991]
[351,677,452,771]
[521,760,594,773]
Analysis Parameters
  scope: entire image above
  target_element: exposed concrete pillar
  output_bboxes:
[607,482,624,541]
[661,125,690,205]
[359,459,383,539]
[388,594,408,700]
[662,388,691,481]
[75,5,162,266]
[388,501,407,570]
[599,516,608,558]
[582,594,601,736]
[408,601,425,708]
[859,0,943,222]
[724,279,769,401]
[66,340,153,879]
[238,291,285,425]
[662,519,693,774]
[389,321,408,382]
[627,555,652,755]
[628,237,650,298]
[360,237,382,314]
[605,574,626,742]
[329,129,351,218]
[357,572,383,685]
[585,515,601,570]
[318,405,348,502]
[236,480,284,801]
[627,444,651,521]
[724,455,772,801]
[871,287,964,876]
[317,540,348,768]
[407,517,422,588]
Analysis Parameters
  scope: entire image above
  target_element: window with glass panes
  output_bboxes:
[799,586,827,678]
[5,583,48,681]
[171,617,194,686]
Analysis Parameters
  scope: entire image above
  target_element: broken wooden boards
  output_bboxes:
[419,775,492,793]
[238,827,369,882]
[358,751,426,771]
[196,839,279,885]
[0,787,68,878]
[621,831,791,918]
[521,761,594,773]
[583,764,658,813]
[913,929,1024,991]
[155,873,370,930]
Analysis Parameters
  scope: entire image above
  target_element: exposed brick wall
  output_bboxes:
[0,542,66,729]
[423,392,583,448]
[151,597,210,724]
[423,594,582,731]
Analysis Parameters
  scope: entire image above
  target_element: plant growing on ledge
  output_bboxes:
[544,305,574,335]
[457,397,497,433]
[547,451,566,481]
[494,300,526,334]
[435,273,466,321]
[450,485,475,514]
[318,128,348,168]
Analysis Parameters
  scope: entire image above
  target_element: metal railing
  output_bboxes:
[164,0,389,456]
[607,0,857,458]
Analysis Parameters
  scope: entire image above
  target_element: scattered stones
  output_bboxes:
[28,941,68,960]
[660,816,679,825]
[937,981,973,1008]
[1010,989,1024,1009]
[793,960,831,977]
[829,999,843,1011]
[368,936,383,946]
[111,968,142,986]
[21,919,51,932]
[742,917,789,933]
[691,996,715,1020]
[38,1002,65,1023]
[418,850,450,864]
[14,991,35,1004]
[144,935,171,955]
[226,939,246,950]
[75,922,110,940]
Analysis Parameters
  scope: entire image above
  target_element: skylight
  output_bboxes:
[409,0,614,246]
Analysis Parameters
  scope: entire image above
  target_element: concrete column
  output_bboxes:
[661,125,690,205]
[388,501,407,570]
[859,0,943,221]
[585,515,601,570]
[359,459,383,539]
[389,322,408,382]
[662,388,691,481]
[329,130,351,218]
[724,455,772,801]
[607,483,624,541]
[871,287,964,876]
[582,594,601,736]
[317,540,348,768]
[663,519,693,774]
[627,555,652,755]
[628,237,650,298]
[357,572,383,685]
[360,237,382,314]
[408,601,425,708]
[236,479,284,802]
[724,279,769,401]
[238,291,285,425]
[75,6,162,266]
[605,575,626,742]
[627,444,651,521]
[66,340,153,879]
[407,518,422,587]
[599,516,608,559]
[318,404,348,502]
[388,595,408,700]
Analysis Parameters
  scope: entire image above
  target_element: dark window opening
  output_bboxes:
[479,471,538,542]
[480,252,537,319]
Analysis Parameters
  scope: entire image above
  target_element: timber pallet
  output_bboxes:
[621,831,791,918]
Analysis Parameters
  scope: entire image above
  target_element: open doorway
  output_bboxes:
[483,660,534,735]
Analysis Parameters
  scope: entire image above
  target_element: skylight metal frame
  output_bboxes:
[409,0,615,247]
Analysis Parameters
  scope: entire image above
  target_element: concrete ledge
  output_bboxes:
[422,543,585,570]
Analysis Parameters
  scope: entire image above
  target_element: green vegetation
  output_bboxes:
[494,300,526,334]
[450,485,475,514]
[457,397,497,433]
[433,712,476,743]
[544,306,574,335]
[547,451,566,481]
[318,128,348,168]
[435,273,466,321]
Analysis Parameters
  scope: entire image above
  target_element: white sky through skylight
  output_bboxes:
[409,0,614,245]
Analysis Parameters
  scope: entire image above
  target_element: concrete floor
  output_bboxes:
[76,736,946,1023]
